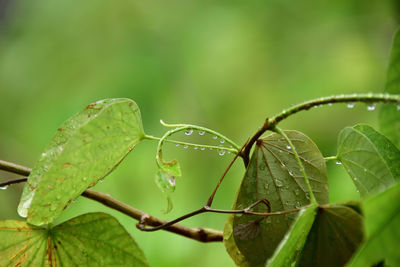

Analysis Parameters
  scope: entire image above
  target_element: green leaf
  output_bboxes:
[18,98,145,226]
[337,124,400,196]
[347,182,400,267]
[223,214,250,267]
[229,130,329,266]
[0,212,149,266]
[267,204,318,267]
[379,29,400,148]
[297,204,364,267]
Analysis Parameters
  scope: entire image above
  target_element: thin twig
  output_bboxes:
[0,160,223,243]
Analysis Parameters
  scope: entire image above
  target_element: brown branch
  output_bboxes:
[0,160,223,243]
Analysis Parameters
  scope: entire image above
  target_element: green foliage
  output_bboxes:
[0,212,148,266]
[226,131,328,266]
[18,98,144,226]
[379,29,400,148]
[337,124,400,196]
[267,204,318,267]
[347,182,400,267]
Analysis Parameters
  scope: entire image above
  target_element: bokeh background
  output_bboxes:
[0,0,399,266]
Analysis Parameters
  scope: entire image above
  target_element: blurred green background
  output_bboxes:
[0,0,399,266]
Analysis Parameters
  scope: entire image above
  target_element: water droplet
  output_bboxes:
[356,189,360,193]
[100,179,104,182]
[295,201,301,208]
[397,105,400,111]
[367,103,376,111]
[0,185,8,190]
[264,183,269,190]
[185,129,193,135]
[276,179,283,187]
[194,146,199,150]
[336,161,342,165]
[288,170,294,176]
[200,147,205,151]
[286,145,291,150]
[168,178,176,187]
[183,145,189,149]
[175,144,180,147]
[279,150,283,153]
[305,192,310,199]
[41,152,47,157]
[354,177,358,181]
[328,103,333,106]
[347,103,355,108]
[364,168,367,172]
[199,131,205,136]
[219,150,226,156]
[213,136,218,140]
[235,213,243,218]
[220,139,225,144]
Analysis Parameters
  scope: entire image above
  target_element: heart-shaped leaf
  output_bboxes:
[297,204,364,267]
[18,98,145,226]
[347,182,400,267]
[0,212,149,266]
[225,130,329,266]
[379,29,400,148]
[337,124,400,196]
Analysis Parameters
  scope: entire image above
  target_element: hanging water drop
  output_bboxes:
[220,139,225,144]
[347,103,355,108]
[199,131,205,136]
[200,147,205,151]
[168,178,176,187]
[185,129,193,135]
[328,103,333,106]
[354,177,358,181]
[286,145,291,150]
[367,103,376,111]
[213,136,218,140]
[175,144,180,147]
[219,150,226,156]
[336,161,342,165]
[0,185,8,190]
[100,178,105,182]
[183,145,189,149]
[194,146,199,150]
[295,201,301,208]
[397,105,400,111]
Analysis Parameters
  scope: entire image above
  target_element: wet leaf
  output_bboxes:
[347,182,400,267]
[267,204,318,267]
[0,212,149,266]
[18,98,145,226]
[297,204,364,267]
[337,124,400,196]
[228,130,328,266]
[223,214,250,267]
[379,29,400,148]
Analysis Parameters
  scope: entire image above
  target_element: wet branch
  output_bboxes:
[0,160,223,243]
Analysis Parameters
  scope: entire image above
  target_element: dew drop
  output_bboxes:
[175,144,180,147]
[183,145,189,149]
[194,146,199,150]
[199,131,205,136]
[328,103,333,106]
[367,103,376,111]
[219,150,226,156]
[286,145,291,150]
[168,178,176,187]
[347,103,355,108]
[100,179,104,182]
[276,179,283,187]
[397,105,400,111]
[0,185,8,190]
[305,192,310,199]
[354,177,358,181]
[295,201,301,208]
[200,147,205,151]
[364,168,367,172]
[336,161,342,165]
[220,139,225,144]
[264,183,269,190]
[213,136,218,140]
[185,129,193,135]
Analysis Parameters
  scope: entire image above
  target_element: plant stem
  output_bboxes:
[273,127,317,204]
[0,160,223,243]
[324,156,337,162]
[242,93,400,167]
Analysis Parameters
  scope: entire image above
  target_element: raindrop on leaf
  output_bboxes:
[286,145,291,150]
[185,129,193,135]
[347,103,355,108]
[0,185,8,190]
[220,139,225,144]
[219,150,226,156]
[367,103,376,111]
[198,131,205,136]
[336,161,342,165]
